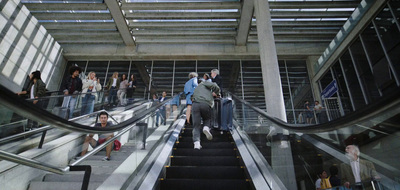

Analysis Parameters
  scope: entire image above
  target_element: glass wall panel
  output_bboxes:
[319,70,333,92]
[219,60,239,96]
[279,60,293,122]
[349,39,381,102]
[285,60,310,123]
[390,0,400,26]
[196,60,218,85]
[241,60,266,110]
[130,61,149,99]
[173,60,196,96]
[360,23,396,95]
[332,61,353,114]
[374,5,400,82]
[340,51,366,110]
[153,61,175,96]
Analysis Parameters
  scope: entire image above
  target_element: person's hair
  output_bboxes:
[351,145,360,156]
[31,70,41,80]
[69,65,82,75]
[99,111,108,118]
[329,165,338,176]
[317,170,326,178]
[112,72,118,78]
[315,101,319,103]
[188,72,198,79]
[121,74,127,81]
[153,94,158,98]
[305,100,309,103]
[130,74,135,81]
[87,71,95,80]
[204,73,210,80]
[211,69,219,75]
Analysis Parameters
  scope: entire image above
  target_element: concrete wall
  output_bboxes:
[0,0,67,92]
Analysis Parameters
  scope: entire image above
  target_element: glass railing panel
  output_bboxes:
[231,94,400,190]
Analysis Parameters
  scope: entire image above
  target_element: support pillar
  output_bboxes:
[254,0,297,189]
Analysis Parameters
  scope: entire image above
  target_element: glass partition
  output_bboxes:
[230,93,400,190]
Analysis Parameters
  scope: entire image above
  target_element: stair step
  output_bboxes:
[28,181,101,190]
[173,149,237,156]
[160,179,251,190]
[175,141,235,149]
[171,156,240,166]
[44,173,107,182]
[165,166,246,179]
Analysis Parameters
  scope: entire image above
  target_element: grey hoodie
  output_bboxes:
[192,81,220,108]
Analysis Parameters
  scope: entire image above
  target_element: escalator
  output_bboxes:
[1,81,400,190]
[160,126,252,190]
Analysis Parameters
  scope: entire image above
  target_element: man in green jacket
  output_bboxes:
[191,80,220,149]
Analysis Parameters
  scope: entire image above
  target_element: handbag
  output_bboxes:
[114,139,121,151]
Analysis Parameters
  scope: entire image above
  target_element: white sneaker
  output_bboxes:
[194,141,202,150]
[203,126,213,140]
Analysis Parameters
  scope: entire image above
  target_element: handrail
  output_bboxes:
[0,88,181,178]
[229,88,400,133]
[0,109,107,145]
[0,84,180,134]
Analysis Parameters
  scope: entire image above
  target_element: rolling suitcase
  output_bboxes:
[212,98,233,131]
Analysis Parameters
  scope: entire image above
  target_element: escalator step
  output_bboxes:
[173,149,237,156]
[171,156,240,166]
[165,166,246,179]
[160,179,251,190]
[175,141,235,149]
[178,136,231,142]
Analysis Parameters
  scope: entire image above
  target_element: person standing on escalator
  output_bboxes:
[191,81,220,150]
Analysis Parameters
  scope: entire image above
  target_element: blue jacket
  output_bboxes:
[184,77,198,95]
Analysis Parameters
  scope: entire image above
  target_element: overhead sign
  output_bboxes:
[321,79,338,99]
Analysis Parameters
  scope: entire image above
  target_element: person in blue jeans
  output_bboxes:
[184,72,198,125]
[106,72,120,106]
[62,65,82,119]
[156,91,168,126]
[81,71,102,115]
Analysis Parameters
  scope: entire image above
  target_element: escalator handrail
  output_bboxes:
[0,84,181,134]
[229,89,400,133]
[0,109,109,145]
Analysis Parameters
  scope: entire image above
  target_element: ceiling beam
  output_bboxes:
[49,30,121,36]
[56,39,124,44]
[104,0,136,46]
[31,13,112,20]
[268,1,361,9]
[23,3,107,11]
[119,1,359,10]
[236,0,253,46]
[132,30,236,36]
[39,22,117,30]
[125,12,240,19]
[135,37,235,44]
[269,11,353,18]
[129,21,237,29]
[121,2,240,10]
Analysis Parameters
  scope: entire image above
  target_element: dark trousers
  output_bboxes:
[192,102,211,142]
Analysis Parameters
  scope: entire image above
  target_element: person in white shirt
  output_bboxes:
[117,74,129,106]
[81,71,102,115]
[313,100,324,124]
[340,145,380,190]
